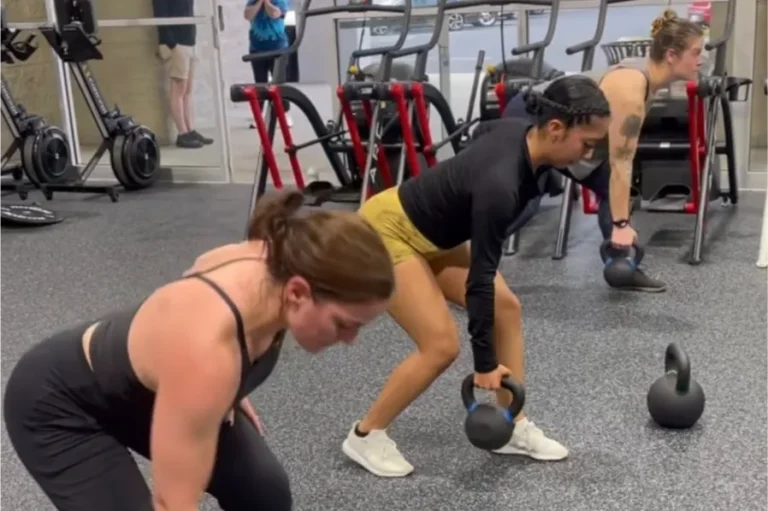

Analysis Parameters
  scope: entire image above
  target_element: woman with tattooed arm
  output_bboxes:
[503,9,705,292]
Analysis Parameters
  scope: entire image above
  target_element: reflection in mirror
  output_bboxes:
[68,24,226,174]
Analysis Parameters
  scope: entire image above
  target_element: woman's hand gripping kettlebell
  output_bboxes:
[474,364,512,390]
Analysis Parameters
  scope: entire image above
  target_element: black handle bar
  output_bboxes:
[350,0,413,62]
[389,0,552,63]
[705,0,734,51]
[565,0,607,55]
[511,0,560,55]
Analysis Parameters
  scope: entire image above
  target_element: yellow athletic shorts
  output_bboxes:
[359,187,446,266]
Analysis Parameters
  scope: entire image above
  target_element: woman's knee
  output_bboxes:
[417,325,461,369]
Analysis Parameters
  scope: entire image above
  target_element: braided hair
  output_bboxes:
[524,75,610,128]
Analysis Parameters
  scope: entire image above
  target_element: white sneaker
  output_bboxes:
[492,417,569,461]
[285,114,294,128]
[342,421,414,477]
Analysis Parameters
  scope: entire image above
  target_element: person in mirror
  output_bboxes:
[343,75,611,477]
[152,0,215,149]
[3,191,394,510]
[503,9,705,293]
[245,0,294,128]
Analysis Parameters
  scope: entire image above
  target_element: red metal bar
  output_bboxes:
[361,100,373,128]
[582,186,599,214]
[411,83,435,170]
[684,81,704,214]
[244,86,283,189]
[390,83,421,181]
[359,94,393,189]
[494,81,507,116]
[336,85,368,177]
[267,87,305,189]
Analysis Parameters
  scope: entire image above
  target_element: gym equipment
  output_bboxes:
[758,79,768,268]
[0,203,64,227]
[461,374,525,451]
[549,0,608,260]
[599,240,645,289]
[580,0,751,265]
[1,6,74,197]
[647,343,705,430]
[232,0,414,213]
[39,0,165,201]
[355,0,490,183]
[478,57,564,121]
[478,0,561,256]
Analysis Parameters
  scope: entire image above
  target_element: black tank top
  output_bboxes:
[87,258,284,418]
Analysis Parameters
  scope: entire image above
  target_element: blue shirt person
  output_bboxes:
[245,0,289,53]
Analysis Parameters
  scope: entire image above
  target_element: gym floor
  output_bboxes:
[2,183,766,510]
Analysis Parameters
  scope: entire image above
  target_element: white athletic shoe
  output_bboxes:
[492,417,569,461]
[342,421,415,477]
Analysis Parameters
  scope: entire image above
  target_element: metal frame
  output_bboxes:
[29,5,233,183]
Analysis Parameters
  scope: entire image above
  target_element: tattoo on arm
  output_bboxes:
[612,113,644,162]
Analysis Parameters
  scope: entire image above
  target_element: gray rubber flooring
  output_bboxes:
[2,183,766,511]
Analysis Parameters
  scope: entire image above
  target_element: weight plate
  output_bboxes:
[110,134,132,188]
[121,126,159,190]
[20,133,42,185]
[32,126,72,184]
[0,203,63,226]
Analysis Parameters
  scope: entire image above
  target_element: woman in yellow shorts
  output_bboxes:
[343,75,612,477]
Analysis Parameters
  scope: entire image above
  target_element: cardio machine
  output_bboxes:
[479,0,561,256]
[231,0,414,216]
[582,0,751,265]
[38,0,164,201]
[1,6,73,197]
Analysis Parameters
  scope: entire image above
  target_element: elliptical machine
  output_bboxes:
[231,0,414,214]
[39,0,163,201]
[1,6,73,197]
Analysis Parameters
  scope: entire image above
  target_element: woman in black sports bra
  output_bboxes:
[3,191,394,511]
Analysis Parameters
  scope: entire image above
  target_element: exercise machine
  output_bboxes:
[478,0,564,123]
[360,0,489,175]
[231,0,413,218]
[550,0,608,260]
[482,0,561,256]
[757,79,767,269]
[39,0,164,201]
[1,6,73,198]
[581,0,751,265]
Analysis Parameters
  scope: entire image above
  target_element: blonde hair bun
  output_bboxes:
[650,8,678,37]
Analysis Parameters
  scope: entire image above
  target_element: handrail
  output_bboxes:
[564,0,607,72]
[705,0,735,76]
[388,0,557,79]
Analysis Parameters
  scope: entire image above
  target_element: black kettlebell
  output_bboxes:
[599,240,645,288]
[461,374,526,450]
[647,343,705,429]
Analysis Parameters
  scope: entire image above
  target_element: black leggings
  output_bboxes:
[250,56,290,113]
[3,329,292,511]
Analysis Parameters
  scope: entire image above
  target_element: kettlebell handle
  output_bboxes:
[599,240,645,266]
[664,342,691,393]
[461,374,526,421]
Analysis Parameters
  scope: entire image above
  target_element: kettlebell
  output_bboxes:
[461,374,526,450]
[599,240,645,289]
[647,343,705,429]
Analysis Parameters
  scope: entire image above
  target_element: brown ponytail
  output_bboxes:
[247,191,394,304]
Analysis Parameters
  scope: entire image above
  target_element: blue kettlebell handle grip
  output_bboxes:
[460,374,526,422]
[599,239,644,267]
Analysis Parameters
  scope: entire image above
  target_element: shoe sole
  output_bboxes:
[616,286,667,293]
[341,439,414,478]
[492,445,569,461]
